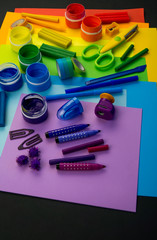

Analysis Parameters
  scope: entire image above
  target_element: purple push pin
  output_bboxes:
[95,93,115,120]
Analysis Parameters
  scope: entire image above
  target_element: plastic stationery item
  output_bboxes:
[21,93,48,124]
[0,91,6,127]
[55,130,100,143]
[95,93,115,120]
[18,134,43,150]
[115,48,149,71]
[81,16,102,42]
[18,44,42,72]
[25,62,51,92]
[120,44,134,61]
[56,163,105,171]
[100,24,138,54]
[82,44,115,70]
[40,43,76,58]
[38,28,72,48]
[10,19,34,33]
[57,97,84,120]
[105,22,119,36]
[62,138,104,155]
[71,58,85,74]
[9,26,32,53]
[9,128,35,140]
[65,3,85,29]
[49,154,95,165]
[95,11,130,24]
[45,124,89,138]
[21,12,59,23]
[0,63,23,91]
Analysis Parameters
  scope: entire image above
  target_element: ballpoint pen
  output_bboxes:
[100,24,138,53]
[65,75,138,94]
[45,124,90,138]
[56,162,106,170]
[55,130,101,143]
[45,87,122,101]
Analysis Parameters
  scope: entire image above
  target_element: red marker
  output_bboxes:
[88,144,109,153]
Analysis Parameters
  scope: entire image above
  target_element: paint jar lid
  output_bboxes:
[66,3,85,20]
[81,16,102,33]
[19,44,41,64]
[10,26,31,45]
[21,93,48,123]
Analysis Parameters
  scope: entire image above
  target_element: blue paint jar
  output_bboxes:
[0,63,23,91]
[21,93,48,124]
[25,62,51,92]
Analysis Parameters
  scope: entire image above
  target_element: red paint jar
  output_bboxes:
[81,16,102,42]
[65,3,85,29]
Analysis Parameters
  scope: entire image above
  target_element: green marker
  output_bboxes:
[120,44,134,61]
[115,48,149,71]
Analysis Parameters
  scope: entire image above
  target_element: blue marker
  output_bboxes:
[0,91,6,127]
[65,75,138,94]
[85,65,146,85]
[55,130,100,143]
[46,87,122,101]
[45,124,90,138]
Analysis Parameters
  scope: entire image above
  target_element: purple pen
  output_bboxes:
[56,163,106,170]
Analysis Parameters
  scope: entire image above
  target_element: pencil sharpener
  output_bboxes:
[95,93,115,120]
[57,97,84,120]
[105,22,119,36]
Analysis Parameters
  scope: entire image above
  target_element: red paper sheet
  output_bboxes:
[15,8,145,23]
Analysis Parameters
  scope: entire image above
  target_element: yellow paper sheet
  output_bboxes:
[0,12,156,82]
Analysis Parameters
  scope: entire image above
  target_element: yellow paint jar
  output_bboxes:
[9,26,32,53]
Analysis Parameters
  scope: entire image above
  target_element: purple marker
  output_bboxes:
[62,139,104,154]
[56,163,106,170]
[49,154,95,165]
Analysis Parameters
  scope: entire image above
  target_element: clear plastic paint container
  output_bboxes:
[18,44,42,72]
[65,3,85,29]
[81,16,102,42]
[25,62,51,92]
[21,93,48,124]
[9,26,32,53]
[0,63,23,91]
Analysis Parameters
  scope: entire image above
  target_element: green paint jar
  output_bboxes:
[18,44,42,72]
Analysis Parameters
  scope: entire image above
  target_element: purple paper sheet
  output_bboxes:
[0,95,142,212]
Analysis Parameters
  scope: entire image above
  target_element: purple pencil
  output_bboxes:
[56,163,106,170]
[62,139,104,155]
[49,154,95,165]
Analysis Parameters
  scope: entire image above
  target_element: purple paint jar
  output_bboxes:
[21,93,48,124]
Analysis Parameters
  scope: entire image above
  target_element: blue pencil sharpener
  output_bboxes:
[57,97,84,120]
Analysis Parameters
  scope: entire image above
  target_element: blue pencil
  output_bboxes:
[85,65,146,85]
[45,87,122,101]
[65,75,138,94]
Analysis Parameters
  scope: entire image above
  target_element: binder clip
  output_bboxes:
[57,97,84,120]
[95,93,115,120]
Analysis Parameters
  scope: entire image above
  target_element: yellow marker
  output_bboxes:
[26,17,65,32]
[100,24,138,53]
[22,12,59,23]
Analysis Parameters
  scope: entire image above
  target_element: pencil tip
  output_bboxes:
[103,165,106,168]
[98,130,101,132]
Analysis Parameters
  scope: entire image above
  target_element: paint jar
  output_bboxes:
[65,3,85,29]
[81,16,102,42]
[21,93,48,124]
[25,62,51,92]
[18,44,42,72]
[9,26,32,53]
[0,63,23,91]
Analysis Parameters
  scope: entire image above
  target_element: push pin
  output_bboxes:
[95,93,115,120]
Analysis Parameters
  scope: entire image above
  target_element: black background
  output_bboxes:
[0,1,157,239]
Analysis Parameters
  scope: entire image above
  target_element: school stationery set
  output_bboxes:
[0,4,156,212]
